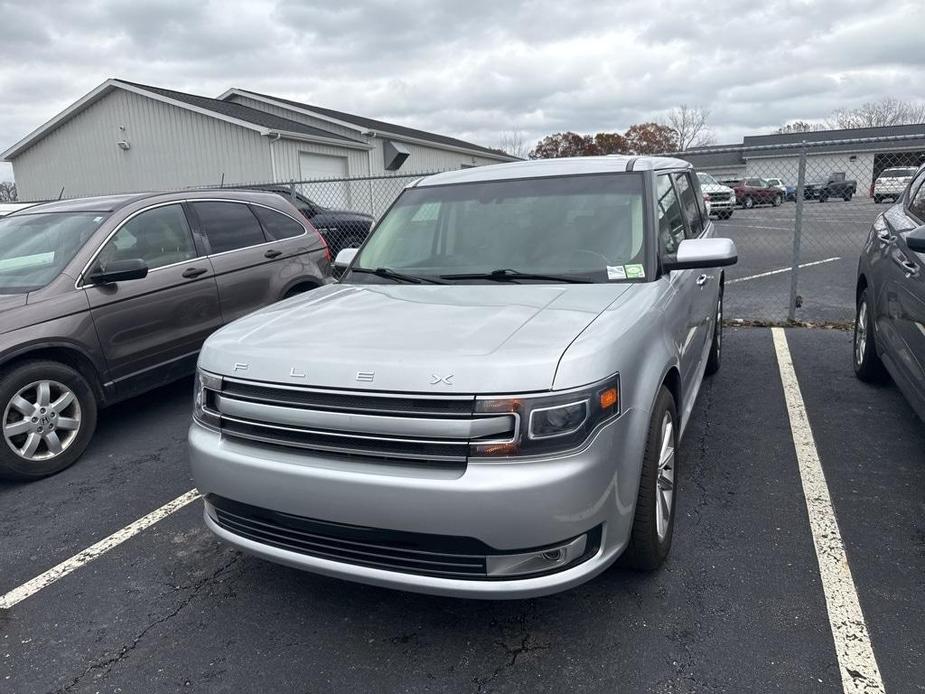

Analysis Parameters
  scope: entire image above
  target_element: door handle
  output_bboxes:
[264,249,283,259]
[696,274,709,286]
[182,267,208,279]
[900,260,919,275]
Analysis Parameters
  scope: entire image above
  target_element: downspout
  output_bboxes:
[267,132,282,183]
[365,130,376,215]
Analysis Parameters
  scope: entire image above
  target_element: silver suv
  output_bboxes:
[189,156,737,598]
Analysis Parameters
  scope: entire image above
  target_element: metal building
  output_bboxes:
[1,79,516,201]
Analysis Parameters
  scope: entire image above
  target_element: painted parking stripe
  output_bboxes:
[0,489,200,610]
[728,257,841,284]
[771,328,884,694]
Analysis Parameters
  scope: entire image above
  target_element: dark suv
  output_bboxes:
[0,190,331,480]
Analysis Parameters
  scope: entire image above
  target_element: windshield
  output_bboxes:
[0,212,108,293]
[881,168,916,178]
[698,173,719,186]
[350,173,648,284]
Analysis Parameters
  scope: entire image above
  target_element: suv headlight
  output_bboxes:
[193,369,222,429]
[471,374,620,457]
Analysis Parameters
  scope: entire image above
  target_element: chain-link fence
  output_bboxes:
[694,133,925,325]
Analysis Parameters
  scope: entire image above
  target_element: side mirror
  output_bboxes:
[664,238,737,272]
[87,258,148,284]
[906,225,925,253]
[334,248,358,270]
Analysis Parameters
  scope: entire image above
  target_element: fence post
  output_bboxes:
[289,180,296,203]
[788,141,808,322]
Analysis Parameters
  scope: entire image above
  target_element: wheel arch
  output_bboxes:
[0,343,106,404]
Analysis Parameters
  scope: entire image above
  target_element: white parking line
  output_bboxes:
[0,489,200,610]
[771,328,884,694]
[728,257,842,284]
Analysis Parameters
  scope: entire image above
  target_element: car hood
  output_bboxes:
[701,184,734,194]
[199,282,635,393]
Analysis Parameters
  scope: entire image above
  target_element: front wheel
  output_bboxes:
[771,194,782,207]
[854,289,885,382]
[622,386,678,571]
[843,192,852,201]
[0,361,98,480]
[743,197,754,209]
[819,193,828,202]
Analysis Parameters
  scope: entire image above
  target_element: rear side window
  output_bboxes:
[656,175,686,255]
[251,206,306,240]
[672,172,704,238]
[192,202,266,253]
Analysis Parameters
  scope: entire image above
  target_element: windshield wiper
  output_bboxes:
[440,268,593,284]
[349,266,446,284]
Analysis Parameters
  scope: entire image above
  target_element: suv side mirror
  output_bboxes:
[87,258,149,284]
[906,225,925,253]
[334,248,358,270]
[664,238,738,272]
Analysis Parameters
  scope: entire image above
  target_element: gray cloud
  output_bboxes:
[1,0,925,182]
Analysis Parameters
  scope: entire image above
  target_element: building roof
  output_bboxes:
[1,78,372,161]
[119,81,365,145]
[222,88,512,160]
[415,155,690,187]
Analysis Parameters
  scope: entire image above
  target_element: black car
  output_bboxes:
[854,163,925,422]
[257,187,374,257]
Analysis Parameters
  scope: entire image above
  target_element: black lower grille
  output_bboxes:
[209,496,489,578]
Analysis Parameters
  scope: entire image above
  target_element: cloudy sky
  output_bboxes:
[2,0,924,181]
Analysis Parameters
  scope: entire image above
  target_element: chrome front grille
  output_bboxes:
[708,192,731,201]
[208,378,517,463]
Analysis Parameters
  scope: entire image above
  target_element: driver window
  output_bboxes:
[656,175,687,255]
[96,205,196,272]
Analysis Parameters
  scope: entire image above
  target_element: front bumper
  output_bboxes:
[189,407,648,599]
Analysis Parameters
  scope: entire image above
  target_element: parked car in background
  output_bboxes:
[854,162,925,422]
[873,167,917,204]
[0,190,331,480]
[765,177,787,196]
[697,172,735,219]
[256,187,374,257]
[190,156,737,598]
[720,177,783,208]
[803,172,857,202]
[0,203,37,217]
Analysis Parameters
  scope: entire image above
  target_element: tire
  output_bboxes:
[743,197,754,209]
[705,285,723,376]
[0,361,98,481]
[843,192,852,201]
[874,195,882,204]
[818,193,828,203]
[622,386,678,571]
[853,289,885,383]
[772,194,782,207]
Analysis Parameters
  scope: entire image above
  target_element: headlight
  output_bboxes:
[193,369,222,429]
[471,374,620,457]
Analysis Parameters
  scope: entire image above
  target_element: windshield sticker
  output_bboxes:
[607,265,627,280]
[624,264,645,279]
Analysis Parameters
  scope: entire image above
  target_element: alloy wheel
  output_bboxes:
[655,412,675,541]
[855,300,867,366]
[2,380,81,461]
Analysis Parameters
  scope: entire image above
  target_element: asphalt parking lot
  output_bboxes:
[717,198,883,324]
[1,326,923,693]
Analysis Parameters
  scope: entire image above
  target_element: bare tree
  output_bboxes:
[775,121,822,134]
[666,105,715,150]
[496,130,530,160]
[827,97,925,130]
[0,181,16,202]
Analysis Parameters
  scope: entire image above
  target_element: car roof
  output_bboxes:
[15,189,296,215]
[413,155,692,187]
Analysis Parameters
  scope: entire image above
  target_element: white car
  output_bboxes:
[765,177,787,195]
[696,173,735,220]
[873,167,917,204]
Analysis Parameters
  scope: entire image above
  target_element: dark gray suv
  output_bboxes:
[0,190,331,480]
[854,162,925,421]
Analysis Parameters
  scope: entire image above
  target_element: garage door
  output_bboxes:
[299,153,349,209]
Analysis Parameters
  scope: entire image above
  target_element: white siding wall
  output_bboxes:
[11,89,273,200]
[745,153,876,196]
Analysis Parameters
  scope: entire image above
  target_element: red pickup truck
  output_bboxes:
[719,178,784,208]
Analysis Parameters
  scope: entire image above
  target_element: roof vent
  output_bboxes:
[383,140,410,171]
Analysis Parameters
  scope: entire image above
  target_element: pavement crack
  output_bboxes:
[59,553,241,693]
[472,610,548,693]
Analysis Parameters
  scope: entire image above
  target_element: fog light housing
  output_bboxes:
[193,369,222,429]
[485,534,588,577]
